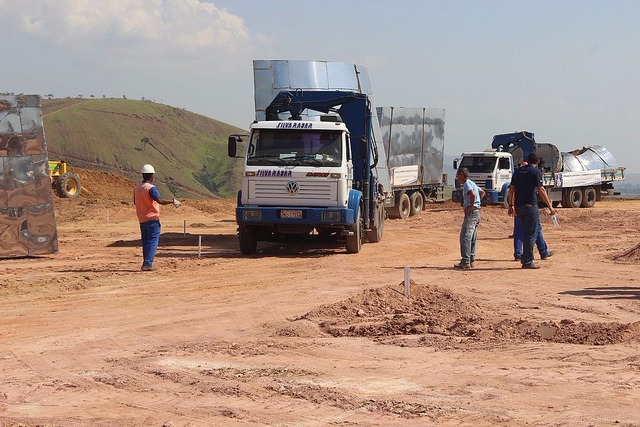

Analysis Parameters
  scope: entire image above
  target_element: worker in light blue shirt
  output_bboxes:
[454,167,485,270]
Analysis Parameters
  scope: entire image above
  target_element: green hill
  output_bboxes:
[42,98,245,199]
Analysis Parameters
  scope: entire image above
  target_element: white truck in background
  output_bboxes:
[452,131,625,208]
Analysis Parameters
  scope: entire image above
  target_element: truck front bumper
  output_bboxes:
[236,206,356,226]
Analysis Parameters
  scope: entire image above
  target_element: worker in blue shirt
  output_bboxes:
[454,167,485,270]
[508,153,557,269]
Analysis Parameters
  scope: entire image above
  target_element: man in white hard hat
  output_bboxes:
[133,164,181,271]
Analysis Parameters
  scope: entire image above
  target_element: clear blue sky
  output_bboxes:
[1,0,638,173]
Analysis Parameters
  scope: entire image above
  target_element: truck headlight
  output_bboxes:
[243,210,261,220]
[322,211,341,222]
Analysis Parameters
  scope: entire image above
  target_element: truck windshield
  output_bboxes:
[460,157,497,174]
[247,129,343,167]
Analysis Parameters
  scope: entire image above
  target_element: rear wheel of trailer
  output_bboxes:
[388,191,411,219]
[409,191,424,216]
[563,187,583,208]
[581,186,597,208]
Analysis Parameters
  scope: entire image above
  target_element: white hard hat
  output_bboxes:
[140,164,155,174]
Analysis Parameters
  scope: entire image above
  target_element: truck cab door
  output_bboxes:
[496,156,512,187]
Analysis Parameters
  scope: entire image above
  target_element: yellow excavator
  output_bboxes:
[48,160,82,198]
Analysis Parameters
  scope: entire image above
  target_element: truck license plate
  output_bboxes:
[280,210,302,219]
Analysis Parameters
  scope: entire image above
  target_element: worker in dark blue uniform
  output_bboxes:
[513,216,554,261]
[507,152,557,269]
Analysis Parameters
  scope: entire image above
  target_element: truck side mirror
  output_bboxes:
[228,135,241,158]
[358,137,367,160]
[453,159,458,169]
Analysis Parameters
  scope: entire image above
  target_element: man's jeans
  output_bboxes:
[459,210,480,264]
[515,205,540,265]
[140,220,161,267]
[514,217,548,258]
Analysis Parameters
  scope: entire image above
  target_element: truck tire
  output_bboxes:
[55,172,81,199]
[409,192,424,216]
[239,229,257,254]
[565,187,583,208]
[366,203,384,243]
[501,185,510,209]
[388,192,411,219]
[346,205,363,253]
[581,186,597,208]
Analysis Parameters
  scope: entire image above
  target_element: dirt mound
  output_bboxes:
[303,281,640,347]
[72,168,137,201]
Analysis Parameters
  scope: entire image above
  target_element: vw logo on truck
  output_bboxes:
[285,181,300,195]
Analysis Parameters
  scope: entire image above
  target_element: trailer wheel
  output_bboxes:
[346,205,363,253]
[55,172,81,199]
[238,229,257,254]
[409,192,424,216]
[581,186,597,208]
[389,192,411,219]
[565,187,583,208]
[396,191,411,219]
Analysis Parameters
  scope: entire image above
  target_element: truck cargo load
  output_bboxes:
[378,107,446,218]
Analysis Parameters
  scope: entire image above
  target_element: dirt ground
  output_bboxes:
[2,169,640,427]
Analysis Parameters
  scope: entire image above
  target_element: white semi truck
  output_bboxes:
[452,131,625,208]
[227,60,446,254]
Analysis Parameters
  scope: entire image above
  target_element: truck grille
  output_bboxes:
[249,179,336,201]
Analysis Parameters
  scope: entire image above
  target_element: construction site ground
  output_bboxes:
[2,169,640,426]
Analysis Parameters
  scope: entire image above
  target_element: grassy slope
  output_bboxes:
[42,98,245,199]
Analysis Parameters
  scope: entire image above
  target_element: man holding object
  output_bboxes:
[134,164,181,271]
[508,153,557,269]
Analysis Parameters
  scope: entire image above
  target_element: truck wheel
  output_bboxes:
[501,186,510,209]
[502,197,510,209]
[239,229,257,254]
[395,191,411,219]
[409,192,424,216]
[55,172,81,199]
[388,191,411,219]
[346,205,363,253]
[581,186,597,208]
[565,187,583,208]
[387,192,411,219]
[366,203,384,243]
